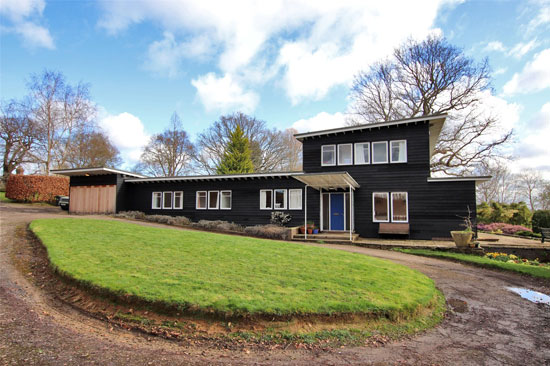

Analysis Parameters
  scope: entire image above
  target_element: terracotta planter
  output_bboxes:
[451,231,473,247]
[299,227,306,234]
[307,228,313,234]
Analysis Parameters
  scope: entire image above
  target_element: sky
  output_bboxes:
[0,0,549,177]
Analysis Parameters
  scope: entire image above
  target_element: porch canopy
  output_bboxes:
[293,172,359,241]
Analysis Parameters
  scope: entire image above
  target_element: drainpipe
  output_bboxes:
[304,185,308,240]
[349,183,352,242]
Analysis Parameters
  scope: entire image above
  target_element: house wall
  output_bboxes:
[123,178,320,228]
[301,121,477,239]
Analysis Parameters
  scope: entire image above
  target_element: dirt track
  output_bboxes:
[1,202,549,365]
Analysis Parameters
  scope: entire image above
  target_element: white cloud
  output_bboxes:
[510,103,550,179]
[0,0,54,49]
[493,67,507,76]
[503,48,550,95]
[99,112,150,165]
[507,39,538,59]
[191,72,259,113]
[98,0,457,107]
[527,4,550,33]
[291,111,347,133]
[484,41,506,52]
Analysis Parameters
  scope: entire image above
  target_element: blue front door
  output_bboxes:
[330,194,345,230]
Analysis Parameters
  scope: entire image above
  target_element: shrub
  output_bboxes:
[244,224,290,240]
[476,222,532,235]
[476,201,532,226]
[532,210,550,233]
[6,174,69,203]
[114,211,146,220]
[191,220,244,232]
[270,211,292,226]
[114,211,191,227]
[515,230,542,238]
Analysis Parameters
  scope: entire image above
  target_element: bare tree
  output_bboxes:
[518,169,544,210]
[28,70,96,174]
[194,112,288,174]
[0,100,38,182]
[539,182,550,210]
[474,160,519,203]
[138,113,194,177]
[350,36,512,175]
[63,129,122,168]
[280,128,303,171]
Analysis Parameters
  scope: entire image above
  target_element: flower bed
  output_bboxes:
[484,252,548,267]
[477,223,532,235]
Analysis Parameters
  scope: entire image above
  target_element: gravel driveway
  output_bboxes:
[1,202,549,365]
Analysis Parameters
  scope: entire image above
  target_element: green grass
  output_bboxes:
[0,191,13,203]
[30,218,439,318]
[395,249,550,279]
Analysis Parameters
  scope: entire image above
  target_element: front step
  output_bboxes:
[294,232,359,243]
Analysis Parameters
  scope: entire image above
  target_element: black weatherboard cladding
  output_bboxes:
[301,121,476,239]
[70,174,117,186]
[123,177,320,228]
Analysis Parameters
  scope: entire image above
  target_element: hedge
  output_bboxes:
[6,175,69,203]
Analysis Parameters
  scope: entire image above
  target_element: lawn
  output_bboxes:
[0,191,13,202]
[395,249,550,279]
[30,218,439,318]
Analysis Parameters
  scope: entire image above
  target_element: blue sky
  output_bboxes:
[1,0,549,176]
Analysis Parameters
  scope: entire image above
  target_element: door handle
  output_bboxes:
[333,213,339,216]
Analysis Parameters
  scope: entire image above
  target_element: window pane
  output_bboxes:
[197,192,206,209]
[274,189,286,209]
[373,193,388,221]
[174,192,183,209]
[153,192,161,209]
[355,143,369,164]
[322,145,335,165]
[338,144,352,165]
[372,142,387,163]
[221,191,231,209]
[392,192,408,222]
[391,140,407,162]
[260,190,272,209]
[163,192,172,208]
[208,191,219,209]
[289,189,302,209]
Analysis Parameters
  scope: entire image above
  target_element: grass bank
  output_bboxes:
[31,218,440,320]
[395,249,550,279]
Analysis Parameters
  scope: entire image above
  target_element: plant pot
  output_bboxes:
[313,229,319,234]
[299,227,306,234]
[451,231,473,247]
[307,229,313,234]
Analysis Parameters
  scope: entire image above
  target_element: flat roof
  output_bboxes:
[292,172,359,190]
[427,176,491,183]
[51,167,146,178]
[125,171,302,183]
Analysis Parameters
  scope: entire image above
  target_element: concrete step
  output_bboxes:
[294,233,359,241]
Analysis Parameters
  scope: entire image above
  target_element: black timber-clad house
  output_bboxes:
[53,114,489,240]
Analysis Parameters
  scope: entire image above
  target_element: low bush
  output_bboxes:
[244,224,291,241]
[515,230,542,238]
[270,211,292,226]
[113,211,146,220]
[477,222,532,235]
[191,220,244,232]
[114,211,190,226]
[532,210,550,233]
[6,174,69,203]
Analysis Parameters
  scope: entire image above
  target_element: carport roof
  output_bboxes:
[51,167,146,178]
[292,172,359,190]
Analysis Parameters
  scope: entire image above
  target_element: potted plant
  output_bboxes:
[299,225,306,234]
[307,221,315,229]
[307,227,313,234]
[313,227,319,234]
[451,207,474,247]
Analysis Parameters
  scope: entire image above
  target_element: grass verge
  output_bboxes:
[0,191,13,203]
[395,249,550,279]
[30,218,440,321]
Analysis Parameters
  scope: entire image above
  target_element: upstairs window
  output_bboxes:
[152,192,162,209]
[260,190,273,209]
[220,191,232,210]
[354,142,370,164]
[390,140,407,163]
[372,192,389,222]
[163,192,173,209]
[372,141,388,164]
[173,191,183,209]
[321,145,336,166]
[338,144,353,165]
[196,191,207,209]
[274,189,287,209]
[208,191,219,209]
[289,189,302,210]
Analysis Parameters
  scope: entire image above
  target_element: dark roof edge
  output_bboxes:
[51,167,146,178]
[125,171,304,183]
[427,176,491,183]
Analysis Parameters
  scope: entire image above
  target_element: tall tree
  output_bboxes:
[280,128,303,171]
[194,112,289,174]
[474,160,519,203]
[350,36,512,175]
[539,183,550,210]
[63,129,122,168]
[518,169,543,211]
[28,70,96,174]
[138,112,195,177]
[216,125,254,174]
[0,100,37,182]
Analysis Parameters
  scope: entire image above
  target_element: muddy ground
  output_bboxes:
[1,202,549,365]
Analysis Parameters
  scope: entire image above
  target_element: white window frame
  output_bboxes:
[208,190,219,210]
[220,190,232,210]
[372,141,388,164]
[372,192,390,223]
[288,189,302,210]
[196,191,207,210]
[337,143,353,166]
[260,189,273,210]
[152,192,162,209]
[321,145,336,166]
[274,189,287,209]
[390,140,407,163]
[354,142,370,165]
[173,191,183,209]
[162,192,173,209]
[391,192,409,223]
